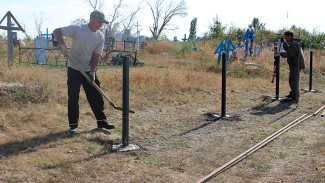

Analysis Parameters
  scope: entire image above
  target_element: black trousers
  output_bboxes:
[67,67,107,128]
[288,63,300,101]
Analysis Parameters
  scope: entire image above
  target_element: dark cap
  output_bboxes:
[90,10,109,24]
[283,30,294,36]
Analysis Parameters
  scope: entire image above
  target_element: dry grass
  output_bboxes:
[0,41,325,183]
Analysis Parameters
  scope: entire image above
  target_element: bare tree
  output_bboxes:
[34,13,45,36]
[148,0,187,40]
[88,0,104,10]
[106,0,123,36]
[86,0,143,36]
[121,1,144,32]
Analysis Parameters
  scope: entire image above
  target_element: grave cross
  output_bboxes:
[181,34,187,42]
[0,11,25,64]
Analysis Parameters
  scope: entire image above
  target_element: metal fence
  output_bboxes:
[19,47,68,67]
[18,46,143,67]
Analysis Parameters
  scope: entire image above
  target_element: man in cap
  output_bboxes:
[53,10,114,133]
[276,30,305,103]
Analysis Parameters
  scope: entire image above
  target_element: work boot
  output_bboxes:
[285,93,293,98]
[282,98,298,104]
[97,119,115,130]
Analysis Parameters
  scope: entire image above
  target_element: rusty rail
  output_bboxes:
[197,111,317,183]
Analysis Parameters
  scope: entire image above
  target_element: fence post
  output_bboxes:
[221,52,226,117]
[122,56,130,147]
[309,51,313,91]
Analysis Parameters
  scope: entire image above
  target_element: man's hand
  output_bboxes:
[59,45,68,55]
[89,72,95,83]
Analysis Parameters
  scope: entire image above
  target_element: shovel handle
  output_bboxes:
[65,54,135,113]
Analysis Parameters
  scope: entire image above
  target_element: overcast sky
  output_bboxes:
[0,0,324,40]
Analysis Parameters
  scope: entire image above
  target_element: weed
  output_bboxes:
[279,152,288,159]
[249,160,270,172]
[176,95,189,104]
[271,122,282,129]
[293,136,306,141]
[156,65,168,68]
[172,165,186,172]
[114,124,122,133]
[167,42,193,58]
[146,41,170,54]
[133,81,145,89]
[37,158,53,169]
[7,176,25,183]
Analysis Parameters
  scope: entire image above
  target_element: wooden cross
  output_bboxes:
[0,11,25,64]
[181,34,187,42]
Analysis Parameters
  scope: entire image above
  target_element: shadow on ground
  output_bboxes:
[0,128,112,158]
[179,113,242,136]
[250,96,297,116]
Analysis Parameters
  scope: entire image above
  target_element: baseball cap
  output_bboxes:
[90,10,109,24]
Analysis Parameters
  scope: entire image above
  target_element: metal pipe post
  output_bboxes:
[309,51,313,91]
[122,56,130,147]
[221,52,226,117]
[275,56,280,99]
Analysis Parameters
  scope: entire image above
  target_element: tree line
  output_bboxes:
[32,0,325,49]
[207,16,325,49]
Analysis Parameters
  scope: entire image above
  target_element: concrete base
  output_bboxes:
[112,144,140,152]
[211,113,232,119]
[303,89,318,93]
[270,97,284,101]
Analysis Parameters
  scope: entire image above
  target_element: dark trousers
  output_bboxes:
[67,67,106,128]
[288,64,300,101]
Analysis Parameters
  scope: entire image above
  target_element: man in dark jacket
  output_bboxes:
[278,31,305,103]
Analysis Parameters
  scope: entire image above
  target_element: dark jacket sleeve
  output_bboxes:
[280,40,299,58]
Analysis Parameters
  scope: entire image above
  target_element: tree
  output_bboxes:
[87,0,143,36]
[189,17,197,40]
[208,15,226,39]
[148,0,187,40]
[88,0,104,11]
[226,24,245,41]
[248,17,265,31]
[121,1,144,32]
[34,13,45,36]
[71,18,88,26]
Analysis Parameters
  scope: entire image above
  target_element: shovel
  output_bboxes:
[65,54,135,113]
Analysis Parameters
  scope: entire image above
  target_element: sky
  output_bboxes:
[0,0,324,40]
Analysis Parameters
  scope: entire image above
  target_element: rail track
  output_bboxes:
[196,105,325,183]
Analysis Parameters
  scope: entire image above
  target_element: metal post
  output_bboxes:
[122,56,130,147]
[221,52,226,117]
[309,51,313,91]
[7,13,14,64]
[275,55,280,100]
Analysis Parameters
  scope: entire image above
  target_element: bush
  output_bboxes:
[145,41,170,54]
[167,42,193,58]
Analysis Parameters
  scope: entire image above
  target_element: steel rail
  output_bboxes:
[314,105,325,116]
[197,113,313,183]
